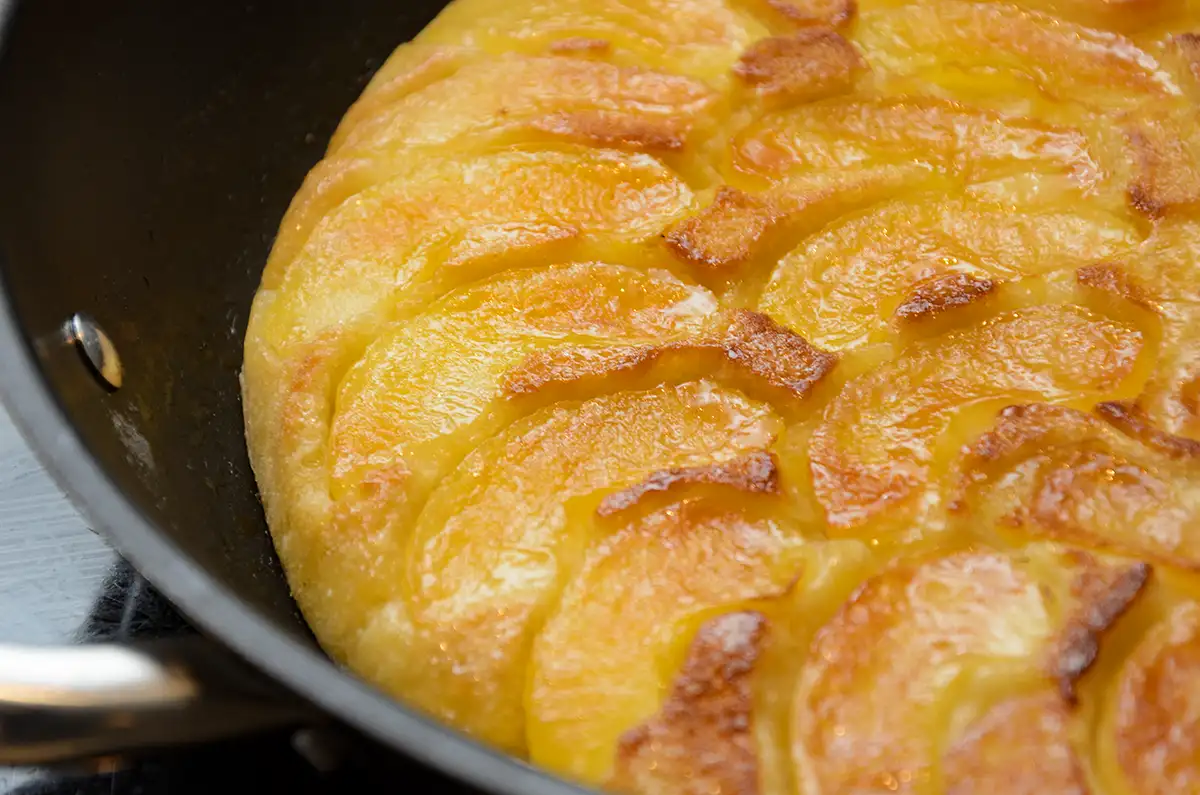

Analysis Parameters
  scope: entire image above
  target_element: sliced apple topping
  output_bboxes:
[808,306,1143,535]
[1101,601,1200,795]
[1125,103,1200,218]
[954,403,1200,571]
[663,177,934,289]
[527,500,804,782]
[330,263,717,510]
[351,383,782,751]
[1078,219,1200,437]
[608,611,768,795]
[733,27,867,108]
[758,194,1137,351]
[978,0,1187,33]
[856,1,1180,115]
[794,547,1147,795]
[729,97,1103,193]
[414,0,772,82]
[261,146,690,302]
[739,0,857,29]
[940,690,1089,795]
[501,309,837,418]
[326,54,718,157]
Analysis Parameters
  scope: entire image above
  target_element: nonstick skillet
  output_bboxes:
[0,2,587,793]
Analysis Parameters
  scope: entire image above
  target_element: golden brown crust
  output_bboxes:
[503,310,837,406]
[1125,109,1200,219]
[548,37,612,55]
[1095,400,1200,459]
[758,0,856,28]
[1051,559,1150,700]
[1077,263,1157,311]
[734,28,866,105]
[724,309,838,397]
[610,612,766,795]
[596,451,779,517]
[1169,33,1200,90]
[892,272,996,324]
[531,110,688,152]
[664,188,784,273]
[1112,602,1200,795]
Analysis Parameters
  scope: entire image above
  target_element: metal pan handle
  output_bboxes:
[0,636,319,765]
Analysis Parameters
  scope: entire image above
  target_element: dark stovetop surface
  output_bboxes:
[0,408,482,794]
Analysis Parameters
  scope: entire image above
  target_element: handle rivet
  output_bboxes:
[65,313,123,391]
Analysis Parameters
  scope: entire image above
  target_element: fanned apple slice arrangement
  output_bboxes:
[242,0,1200,792]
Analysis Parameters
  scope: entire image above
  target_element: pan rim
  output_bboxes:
[0,272,596,795]
[0,0,587,769]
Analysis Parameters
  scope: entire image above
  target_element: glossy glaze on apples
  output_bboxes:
[243,0,1200,792]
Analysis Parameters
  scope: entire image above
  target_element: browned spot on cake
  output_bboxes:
[893,272,996,324]
[1077,263,1158,311]
[1096,401,1200,459]
[1171,32,1200,83]
[549,37,612,55]
[734,28,865,104]
[281,339,341,437]
[532,110,687,151]
[503,310,837,406]
[1182,374,1200,418]
[609,611,766,795]
[665,188,784,273]
[1051,558,1150,700]
[758,0,856,28]
[597,451,780,517]
[1125,112,1200,218]
[724,309,838,396]
[956,404,1075,474]
[942,691,1088,795]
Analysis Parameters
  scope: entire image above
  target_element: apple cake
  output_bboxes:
[242,0,1200,792]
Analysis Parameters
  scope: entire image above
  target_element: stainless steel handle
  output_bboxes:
[0,636,319,765]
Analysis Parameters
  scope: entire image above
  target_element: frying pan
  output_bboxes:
[0,2,589,792]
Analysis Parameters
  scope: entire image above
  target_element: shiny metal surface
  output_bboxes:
[0,409,313,779]
[0,644,196,708]
[0,635,314,766]
[63,314,121,391]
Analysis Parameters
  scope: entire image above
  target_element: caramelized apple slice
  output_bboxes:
[527,501,804,783]
[954,403,1200,570]
[733,27,867,108]
[1100,601,1200,795]
[728,96,1103,193]
[327,54,717,157]
[974,0,1187,33]
[856,1,1180,115]
[941,690,1088,795]
[759,194,1137,350]
[1078,219,1200,437]
[794,547,1147,795]
[808,306,1144,535]
[330,263,715,506]
[1125,102,1200,218]
[243,149,693,543]
[608,611,767,795]
[414,0,771,82]
[350,383,782,751]
[494,309,837,426]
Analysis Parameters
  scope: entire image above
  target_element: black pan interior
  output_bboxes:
[0,0,445,639]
